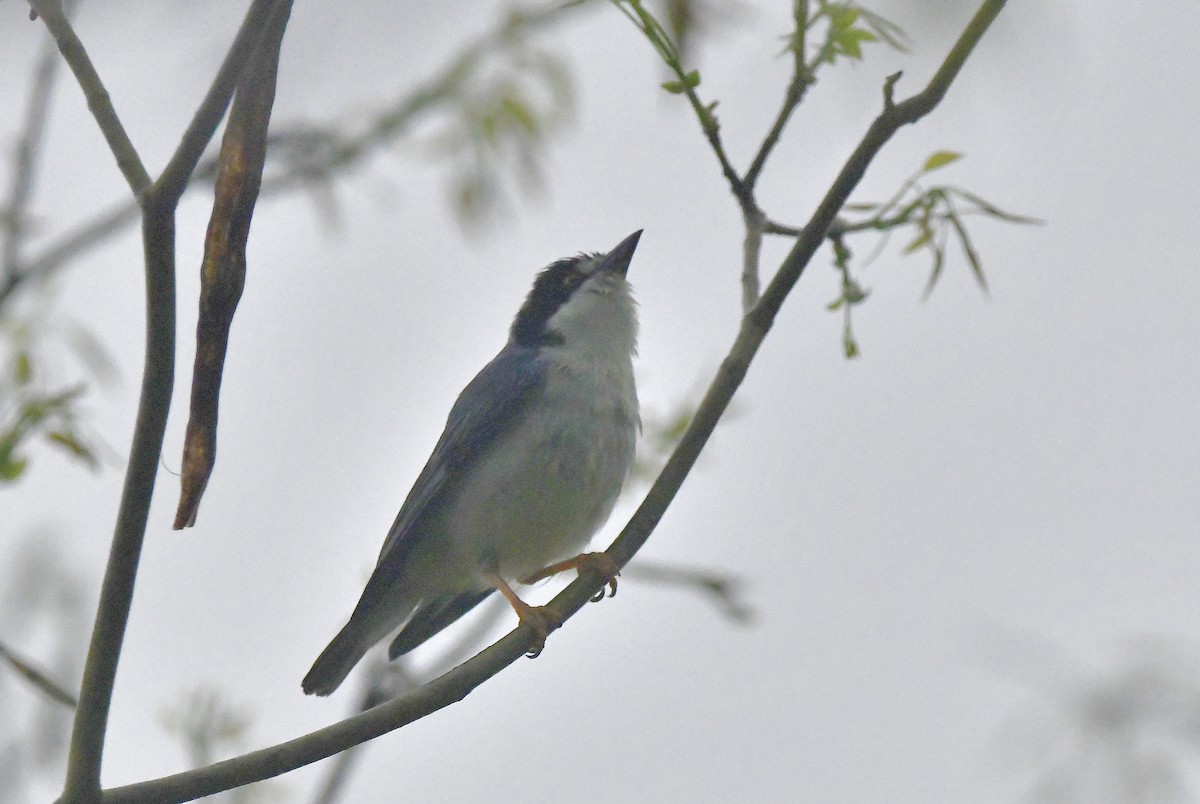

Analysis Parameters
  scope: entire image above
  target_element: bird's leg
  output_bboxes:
[522,552,621,603]
[485,572,562,658]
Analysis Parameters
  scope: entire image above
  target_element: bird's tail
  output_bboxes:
[302,623,369,696]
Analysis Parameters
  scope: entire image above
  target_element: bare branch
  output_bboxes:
[60,3,292,801]
[26,0,150,195]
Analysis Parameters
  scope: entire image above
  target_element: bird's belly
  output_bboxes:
[446,384,636,583]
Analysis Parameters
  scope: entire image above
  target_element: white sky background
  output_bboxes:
[2,0,1200,801]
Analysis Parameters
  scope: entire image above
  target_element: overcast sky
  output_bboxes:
[3,1,1200,802]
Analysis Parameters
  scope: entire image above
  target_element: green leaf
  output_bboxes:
[843,202,879,212]
[947,212,990,296]
[922,150,963,172]
[921,240,947,300]
[843,327,860,358]
[828,6,861,30]
[835,28,877,59]
[661,79,687,94]
[949,187,1043,224]
[500,96,538,136]
[826,297,845,311]
[14,351,32,385]
[903,224,933,254]
[843,280,869,305]
[47,431,98,467]
[0,455,27,482]
[683,69,700,88]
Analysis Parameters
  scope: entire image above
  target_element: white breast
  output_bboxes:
[445,357,638,582]
[447,272,639,584]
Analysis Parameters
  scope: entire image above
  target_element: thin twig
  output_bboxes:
[2,199,140,307]
[26,0,150,196]
[613,1,749,208]
[762,219,802,237]
[622,560,754,623]
[95,2,1008,800]
[743,0,810,191]
[0,637,79,709]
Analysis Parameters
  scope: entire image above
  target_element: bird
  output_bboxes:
[302,230,643,696]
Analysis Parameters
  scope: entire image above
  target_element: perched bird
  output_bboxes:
[302,231,643,696]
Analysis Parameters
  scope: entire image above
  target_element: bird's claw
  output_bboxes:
[579,553,620,602]
[524,552,620,603]
[521,605,563,658]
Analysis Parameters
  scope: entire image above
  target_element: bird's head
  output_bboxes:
[510,230,641,358]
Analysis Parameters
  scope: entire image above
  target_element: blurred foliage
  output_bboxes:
[629,396,696,486]
[161,685,250,769]
[214,0,582,233]
[161,685,282,804]
[997,639,1200,804]
[0,640,76,709]
[0,536,89,804]
[0,309,106,483]
[807,0,907,66]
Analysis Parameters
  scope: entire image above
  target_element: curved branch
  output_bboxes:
[92,1,1007,801]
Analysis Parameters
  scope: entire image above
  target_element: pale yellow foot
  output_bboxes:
[486,572,564,658]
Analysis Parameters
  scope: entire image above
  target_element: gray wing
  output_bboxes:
[367,342,546,588]
[387,590,495,658]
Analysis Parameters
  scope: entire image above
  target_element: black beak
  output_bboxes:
[598,229,642,277]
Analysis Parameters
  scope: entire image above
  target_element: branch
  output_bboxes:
[59,3,290,801]
[26,0,150,195]
[93,2,1007,800]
